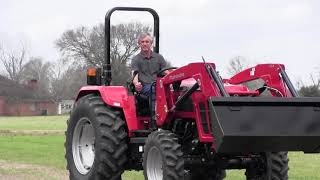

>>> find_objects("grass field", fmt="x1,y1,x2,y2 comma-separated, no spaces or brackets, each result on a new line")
0,115,320,179
0,116,66,131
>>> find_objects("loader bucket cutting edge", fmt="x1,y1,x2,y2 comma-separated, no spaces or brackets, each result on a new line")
208,97,320,153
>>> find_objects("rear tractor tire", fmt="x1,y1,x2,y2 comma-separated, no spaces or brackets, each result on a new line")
143,130,184,180
246,152,289,180
65,94,128,180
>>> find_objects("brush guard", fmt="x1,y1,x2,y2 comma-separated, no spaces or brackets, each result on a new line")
208,97,320,153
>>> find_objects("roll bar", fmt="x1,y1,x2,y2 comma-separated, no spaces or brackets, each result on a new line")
104,7,160,85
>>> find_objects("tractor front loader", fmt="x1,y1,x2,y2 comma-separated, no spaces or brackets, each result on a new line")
65,7,320,180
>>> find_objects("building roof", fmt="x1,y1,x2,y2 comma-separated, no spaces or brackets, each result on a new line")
0,75,35,98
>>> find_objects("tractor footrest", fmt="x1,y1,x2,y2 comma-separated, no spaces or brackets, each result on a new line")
132,129,152,137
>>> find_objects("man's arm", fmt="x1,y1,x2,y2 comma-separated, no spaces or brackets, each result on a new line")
132,72,139,84
131,58,142,91
132,73,142,92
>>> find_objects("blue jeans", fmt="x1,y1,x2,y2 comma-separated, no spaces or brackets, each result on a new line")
141,84,156,119
142,84,154,96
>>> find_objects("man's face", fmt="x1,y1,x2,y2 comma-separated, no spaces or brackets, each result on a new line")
139,36,152,52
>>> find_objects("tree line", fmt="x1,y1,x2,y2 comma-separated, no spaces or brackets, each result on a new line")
1,23,319,102
0,22,152,102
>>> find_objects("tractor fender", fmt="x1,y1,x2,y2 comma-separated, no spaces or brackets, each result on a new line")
76,86,128,107
76,86,139,134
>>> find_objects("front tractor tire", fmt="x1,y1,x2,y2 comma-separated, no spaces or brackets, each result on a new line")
143,130,184,180
246,152,289,180
65,94,128,180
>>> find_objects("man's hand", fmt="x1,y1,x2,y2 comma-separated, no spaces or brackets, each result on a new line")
134,82,142,92
132,73,142,92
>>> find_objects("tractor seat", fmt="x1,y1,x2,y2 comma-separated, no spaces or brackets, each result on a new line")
127,81,151,116
135,93,150,116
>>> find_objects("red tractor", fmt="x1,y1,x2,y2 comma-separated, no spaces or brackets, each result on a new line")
65,7,320,180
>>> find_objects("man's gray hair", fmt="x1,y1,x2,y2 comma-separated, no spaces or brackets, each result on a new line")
138,33,153,44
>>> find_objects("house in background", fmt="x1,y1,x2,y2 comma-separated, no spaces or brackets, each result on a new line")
0,75,56,116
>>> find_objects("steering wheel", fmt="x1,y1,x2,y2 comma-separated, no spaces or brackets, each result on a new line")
157,67,178,77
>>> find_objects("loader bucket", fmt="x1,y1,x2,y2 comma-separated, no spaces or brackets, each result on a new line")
208,97,320,153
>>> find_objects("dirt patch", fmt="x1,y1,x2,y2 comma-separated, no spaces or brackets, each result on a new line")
0,130,64,136
0,160,68,180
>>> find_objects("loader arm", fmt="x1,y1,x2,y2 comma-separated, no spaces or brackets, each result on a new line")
156,62,224,126
227,64,294,97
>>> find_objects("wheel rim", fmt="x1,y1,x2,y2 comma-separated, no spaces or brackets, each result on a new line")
147,146,163,180
72,117,95,175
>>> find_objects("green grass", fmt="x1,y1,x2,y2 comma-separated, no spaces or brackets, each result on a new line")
0,116,67,170
0,135,66,170
288,152,320,180
122,171,144,180
219,152,320,180
0,116,320,179
0,116,67,130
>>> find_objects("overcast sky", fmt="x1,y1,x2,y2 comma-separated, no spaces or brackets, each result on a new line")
1,0,319,84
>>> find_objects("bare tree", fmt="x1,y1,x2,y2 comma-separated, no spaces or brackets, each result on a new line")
55,22,151,85
226,56,249,76
21,57,53,98
51,63,86,101
0,44,27,83
50,58,71,102
297,73,320,97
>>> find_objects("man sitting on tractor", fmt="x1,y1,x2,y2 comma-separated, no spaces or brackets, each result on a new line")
131,33,167,126
131,33,167,94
